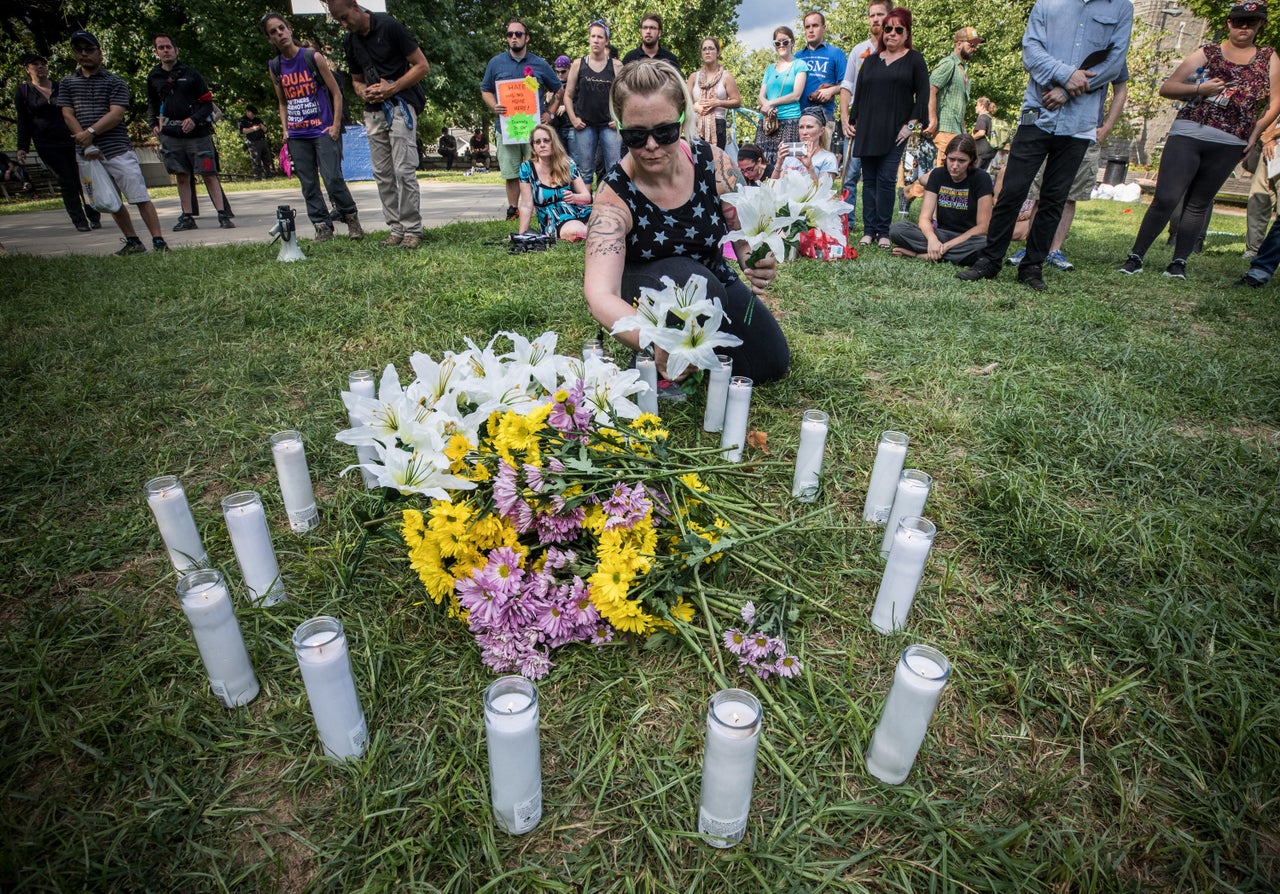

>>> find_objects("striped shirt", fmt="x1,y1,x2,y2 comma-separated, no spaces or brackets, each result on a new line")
57,68,133,159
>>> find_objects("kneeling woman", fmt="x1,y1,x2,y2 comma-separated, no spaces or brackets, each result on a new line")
889,134,992,264
518,124,592,241
583,60,789,383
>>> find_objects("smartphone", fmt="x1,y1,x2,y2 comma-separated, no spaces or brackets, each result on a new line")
786,141,808,157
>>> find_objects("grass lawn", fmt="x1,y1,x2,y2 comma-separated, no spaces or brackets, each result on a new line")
1,201,1277,892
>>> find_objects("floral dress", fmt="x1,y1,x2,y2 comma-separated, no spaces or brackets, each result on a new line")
519,160,591,235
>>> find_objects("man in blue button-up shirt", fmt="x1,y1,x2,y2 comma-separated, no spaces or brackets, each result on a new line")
958,0,1132,290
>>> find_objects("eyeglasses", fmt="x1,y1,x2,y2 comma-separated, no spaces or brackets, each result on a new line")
506,30,525,38
883,25,907,35
774,39,792,47
618,121,682,148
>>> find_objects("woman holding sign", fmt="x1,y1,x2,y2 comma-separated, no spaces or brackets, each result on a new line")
565,20,624,188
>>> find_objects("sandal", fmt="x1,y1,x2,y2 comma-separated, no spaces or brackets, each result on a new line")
878,238,892,250
859,235,873,247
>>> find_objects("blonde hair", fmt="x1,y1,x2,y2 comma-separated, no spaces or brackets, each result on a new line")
609,59,698,142
977,96,996,115
800,110,831,151
531,124,574,186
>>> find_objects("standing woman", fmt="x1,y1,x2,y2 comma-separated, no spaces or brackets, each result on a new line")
687,37,742,149
566,20,624,188
517,124,592,241
757,27,809,167
584,60,789,384
848,7,929,249
1121,0,1280,279
972,97,997,170
13,52,100,232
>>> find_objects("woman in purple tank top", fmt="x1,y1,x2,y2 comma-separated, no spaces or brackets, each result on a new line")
262,12,363,242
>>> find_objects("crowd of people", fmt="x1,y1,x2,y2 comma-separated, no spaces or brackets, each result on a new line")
8,2,1280,297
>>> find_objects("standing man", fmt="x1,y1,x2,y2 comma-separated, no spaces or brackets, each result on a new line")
957,0,1132,291
1243,120,1280,259
925,27,982,163
58,30,169,255
326,0,430,249
621,14,681,70
838,0,890,212
147,34,235,230
795,11,846,142
481,19,562,220
238,105,274,180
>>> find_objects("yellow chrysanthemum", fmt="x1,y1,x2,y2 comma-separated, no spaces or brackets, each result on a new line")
427,499,475,557
444,432,475,475
408,537,456,604
679,472,709,493
670,596,695,623
581,502,607,535
402,509,426,548
492,405,553,467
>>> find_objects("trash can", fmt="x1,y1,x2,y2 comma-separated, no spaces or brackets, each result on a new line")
1103,156,1129,186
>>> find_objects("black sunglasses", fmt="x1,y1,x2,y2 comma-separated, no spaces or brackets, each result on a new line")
618,121,682,148
774,39,792,47
884,25,907,35
506,30,526,38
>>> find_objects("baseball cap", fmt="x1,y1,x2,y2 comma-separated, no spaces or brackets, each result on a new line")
69,30,100,47
20,52,48,65
953,26,983,45
1229,1,1266,19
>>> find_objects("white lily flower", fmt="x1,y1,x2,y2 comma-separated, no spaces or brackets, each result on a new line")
655,307,743,380
721,183,796,261
582,364,645,426
344,438,477,499
500,330,561,396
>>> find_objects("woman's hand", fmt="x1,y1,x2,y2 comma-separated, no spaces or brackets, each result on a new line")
759,98,773,113
571,116,585,130
651,345,690,383
1199,77,1229,98
565,192,590,205
896,123,912,145
743,250,777,295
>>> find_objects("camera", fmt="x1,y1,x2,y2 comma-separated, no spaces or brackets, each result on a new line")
508,232,555,254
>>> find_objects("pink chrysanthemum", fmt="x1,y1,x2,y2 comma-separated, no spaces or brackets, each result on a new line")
740,602,756,625
723,628,748,656
775,653,803,678
591,624,614,645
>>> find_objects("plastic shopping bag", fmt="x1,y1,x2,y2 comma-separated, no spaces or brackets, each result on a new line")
78,155,123,214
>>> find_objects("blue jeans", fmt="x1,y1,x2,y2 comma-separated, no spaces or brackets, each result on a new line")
1246,215,1280,284
859,144,905,240
573,125,621,187
843,155,861,220
287,135,357,225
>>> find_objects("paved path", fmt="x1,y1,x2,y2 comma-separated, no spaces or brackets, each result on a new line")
0,180,508,257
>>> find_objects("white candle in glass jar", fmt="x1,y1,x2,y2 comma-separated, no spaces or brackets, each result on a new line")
871,516,936,634
791,409,830,502
144,475,208,572
866,644,951,784
582,338,604,361
221,491,286,606
863,431,909,523
702,354,733,433
719,376,753,462
294,616,368,761
270,430,319,532
347,370,380,489
698,688,762,847
176,569,259,707
880,469,932,558
484,676,542,834
636,353,659,416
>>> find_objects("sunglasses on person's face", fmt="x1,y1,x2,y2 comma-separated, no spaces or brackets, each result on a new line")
774,38,792,47
884,25,906,35
506,30,525,38
618,121,682,148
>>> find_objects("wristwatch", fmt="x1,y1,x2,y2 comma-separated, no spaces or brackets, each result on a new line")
87,126,97,136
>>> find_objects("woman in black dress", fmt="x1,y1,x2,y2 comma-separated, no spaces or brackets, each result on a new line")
582,60,789,384
848,7,929,249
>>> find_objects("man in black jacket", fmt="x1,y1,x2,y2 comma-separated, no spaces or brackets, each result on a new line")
147,34,234,230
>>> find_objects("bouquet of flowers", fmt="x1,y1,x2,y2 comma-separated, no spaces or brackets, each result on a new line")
610,274,742,380
721,169,854,266
338,332,803,681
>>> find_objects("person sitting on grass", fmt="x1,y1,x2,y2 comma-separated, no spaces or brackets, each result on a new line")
736,143,773,185
773,106,839,184
517,124,592,241
889,134,992,264
583,59,789,385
